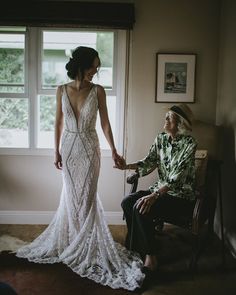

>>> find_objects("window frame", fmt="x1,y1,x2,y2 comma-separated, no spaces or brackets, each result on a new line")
0,27,127,156
0,28,28,98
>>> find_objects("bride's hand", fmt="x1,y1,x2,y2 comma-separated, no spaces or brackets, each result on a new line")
112,152,126,170
112,150,124,169
54,151,62,170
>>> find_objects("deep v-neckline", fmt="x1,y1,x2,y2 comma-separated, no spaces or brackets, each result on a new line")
65,84,94,126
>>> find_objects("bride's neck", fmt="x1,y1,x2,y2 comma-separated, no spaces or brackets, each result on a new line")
73,80,85,91
74,79,90,91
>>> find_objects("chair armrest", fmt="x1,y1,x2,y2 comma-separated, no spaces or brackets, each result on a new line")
126,167,156,194
127,172,139,184
126,171,139,194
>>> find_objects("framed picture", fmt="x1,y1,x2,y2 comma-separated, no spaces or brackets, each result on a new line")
155,53,196,103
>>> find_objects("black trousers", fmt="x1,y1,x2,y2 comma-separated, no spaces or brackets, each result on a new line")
121,190,195,256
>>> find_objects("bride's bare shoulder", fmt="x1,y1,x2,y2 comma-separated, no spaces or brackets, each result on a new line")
64,81,74,88
96,84,105,95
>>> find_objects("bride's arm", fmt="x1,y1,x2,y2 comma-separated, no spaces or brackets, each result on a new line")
97,85,121,164
54,86,64,170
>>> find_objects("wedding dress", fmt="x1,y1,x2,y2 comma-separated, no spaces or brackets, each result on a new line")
16,84,144,290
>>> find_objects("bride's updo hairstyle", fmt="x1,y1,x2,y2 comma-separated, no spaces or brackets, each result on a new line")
65,46,100,80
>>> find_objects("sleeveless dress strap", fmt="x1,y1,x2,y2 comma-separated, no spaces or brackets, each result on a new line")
62,84,66,95
57,84,66,97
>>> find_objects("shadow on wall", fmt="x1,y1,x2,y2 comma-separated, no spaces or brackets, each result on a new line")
216,125,236,256
192,120,236,256
192,120,221,229
192,119,222,160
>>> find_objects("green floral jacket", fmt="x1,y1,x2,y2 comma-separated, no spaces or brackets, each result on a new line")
136,132,197,201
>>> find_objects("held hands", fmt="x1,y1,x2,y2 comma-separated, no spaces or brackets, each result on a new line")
112,150,126,169
54,151,62,170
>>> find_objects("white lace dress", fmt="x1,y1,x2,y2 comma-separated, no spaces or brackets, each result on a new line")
16,84,145,290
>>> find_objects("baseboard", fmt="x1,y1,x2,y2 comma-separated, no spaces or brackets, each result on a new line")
0,210,125,225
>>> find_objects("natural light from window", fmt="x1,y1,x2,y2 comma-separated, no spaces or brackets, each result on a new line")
0,28,122,152
0,31,28,148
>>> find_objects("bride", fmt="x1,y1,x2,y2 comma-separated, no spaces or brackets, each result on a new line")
16,46,145,290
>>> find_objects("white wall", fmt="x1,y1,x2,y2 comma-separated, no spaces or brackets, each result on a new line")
125,0,220,191
0,155,124,212
0,0,222,225
0,154,125,224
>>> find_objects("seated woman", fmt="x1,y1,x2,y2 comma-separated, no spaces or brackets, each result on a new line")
115,104,197,273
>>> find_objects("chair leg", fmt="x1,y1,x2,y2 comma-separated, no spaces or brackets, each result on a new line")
189,234,199,272
189,227,213,272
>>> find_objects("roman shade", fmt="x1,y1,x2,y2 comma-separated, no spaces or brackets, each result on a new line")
0,1,135,29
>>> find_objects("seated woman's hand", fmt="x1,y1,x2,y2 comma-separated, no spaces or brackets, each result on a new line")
135,193,157,214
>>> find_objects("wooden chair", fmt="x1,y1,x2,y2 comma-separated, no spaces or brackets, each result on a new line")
126,149,220,271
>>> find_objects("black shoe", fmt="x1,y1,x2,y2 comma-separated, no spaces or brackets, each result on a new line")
141,266,152,274
141,266,158,274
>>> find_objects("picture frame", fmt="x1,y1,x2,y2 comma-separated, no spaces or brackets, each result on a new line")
155,53,196,103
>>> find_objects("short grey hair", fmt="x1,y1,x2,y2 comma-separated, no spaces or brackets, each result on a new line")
176,116,190,135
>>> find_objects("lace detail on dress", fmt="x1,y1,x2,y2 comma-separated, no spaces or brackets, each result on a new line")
16,84,145,290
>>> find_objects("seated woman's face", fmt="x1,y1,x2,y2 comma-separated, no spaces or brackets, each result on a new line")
164,111,179,134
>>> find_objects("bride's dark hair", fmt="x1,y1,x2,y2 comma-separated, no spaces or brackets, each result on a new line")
65,46,100,80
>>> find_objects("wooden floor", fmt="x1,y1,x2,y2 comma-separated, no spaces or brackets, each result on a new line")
1,224,236,295
0,224,127,245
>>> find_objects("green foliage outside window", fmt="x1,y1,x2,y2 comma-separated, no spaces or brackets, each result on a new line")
0,32,113,132
0,98,28,130
0,48,24,92
96,33,113,67
40,96,56,131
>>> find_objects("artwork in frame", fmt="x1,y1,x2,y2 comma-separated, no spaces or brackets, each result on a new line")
155,53,196,103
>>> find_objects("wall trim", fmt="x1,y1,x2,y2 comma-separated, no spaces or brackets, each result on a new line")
0,210,125,225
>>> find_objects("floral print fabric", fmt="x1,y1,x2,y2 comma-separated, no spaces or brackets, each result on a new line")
136,132,197,201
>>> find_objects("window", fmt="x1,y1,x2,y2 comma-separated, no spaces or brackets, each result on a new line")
0,27,126,154
0,28,28,148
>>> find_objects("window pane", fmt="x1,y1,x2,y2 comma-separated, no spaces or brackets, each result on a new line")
42,31,113,89
38,95,56,148
0,98,28,147
96,96,116,150
0,33,25,93
38,95,116,150
94,32,114,89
